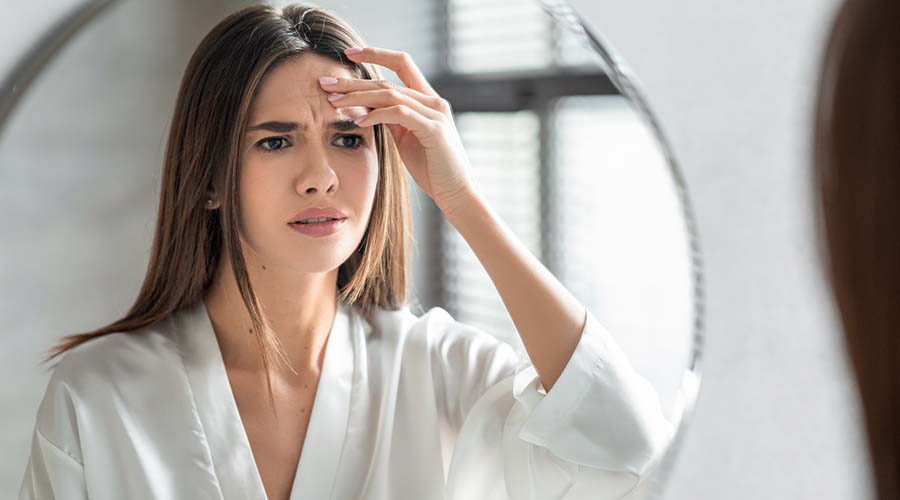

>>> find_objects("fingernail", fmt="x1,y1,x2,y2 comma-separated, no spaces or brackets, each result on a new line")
319,76,338,86
354,114,368,124
327,93,345,101
345,47,363,55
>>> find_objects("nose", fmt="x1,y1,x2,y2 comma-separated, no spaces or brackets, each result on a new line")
296,148,338,195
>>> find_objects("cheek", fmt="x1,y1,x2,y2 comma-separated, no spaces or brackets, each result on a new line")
238,160,282,224
362,148,379,187
357,159,379,206
337,162,378,227
338,148,377,186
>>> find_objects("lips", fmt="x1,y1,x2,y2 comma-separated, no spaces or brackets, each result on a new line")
288,206,348,224
289,217,341,225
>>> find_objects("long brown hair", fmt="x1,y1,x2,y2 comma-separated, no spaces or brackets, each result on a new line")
41,3,413,411
813,0,900,498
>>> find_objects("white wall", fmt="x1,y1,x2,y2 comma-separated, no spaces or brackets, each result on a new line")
566,0,876,498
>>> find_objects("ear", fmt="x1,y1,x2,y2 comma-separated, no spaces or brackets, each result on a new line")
206,188,221,210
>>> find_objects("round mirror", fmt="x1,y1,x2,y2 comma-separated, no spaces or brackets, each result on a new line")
1,0,702,498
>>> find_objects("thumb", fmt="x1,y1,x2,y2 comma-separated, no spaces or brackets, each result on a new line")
387,123,408,144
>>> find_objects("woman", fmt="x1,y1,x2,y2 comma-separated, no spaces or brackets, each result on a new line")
813,0,900,499
18,4,673,499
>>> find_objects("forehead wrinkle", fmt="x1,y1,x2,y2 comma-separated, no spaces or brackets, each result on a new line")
249,54,363,128
251,87,365,128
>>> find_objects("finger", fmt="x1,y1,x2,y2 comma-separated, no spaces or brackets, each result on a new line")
355,105,443,146
321,77,452,115
328,88,445,121
343,46,438,97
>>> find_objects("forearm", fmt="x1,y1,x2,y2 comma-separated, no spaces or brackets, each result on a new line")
443,191,587,392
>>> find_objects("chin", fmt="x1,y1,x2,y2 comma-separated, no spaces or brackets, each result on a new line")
278,247,354,274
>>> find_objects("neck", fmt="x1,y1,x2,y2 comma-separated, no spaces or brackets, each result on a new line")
202,247,339,375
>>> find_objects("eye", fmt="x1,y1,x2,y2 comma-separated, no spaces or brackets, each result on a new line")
255,137,289,153
334,134,365,150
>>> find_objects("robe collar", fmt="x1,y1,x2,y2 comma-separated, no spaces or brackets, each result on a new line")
174,296,361,500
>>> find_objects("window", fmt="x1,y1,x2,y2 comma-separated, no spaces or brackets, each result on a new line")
424,0,623,349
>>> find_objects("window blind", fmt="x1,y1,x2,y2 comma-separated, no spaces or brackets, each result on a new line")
447,0,553,74
440,111,541,346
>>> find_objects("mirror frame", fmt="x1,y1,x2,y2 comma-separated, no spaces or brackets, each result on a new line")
538,0,705,494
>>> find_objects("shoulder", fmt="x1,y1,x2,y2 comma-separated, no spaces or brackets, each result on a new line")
365,302,460,341
49,317,181,393
34,317,182,456
366,303,517,360
41,317,186,427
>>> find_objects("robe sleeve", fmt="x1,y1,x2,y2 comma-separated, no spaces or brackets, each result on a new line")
505,307,676,498
18,428,89,500
426,307,526,432
429,306,676,500
18,362,90,500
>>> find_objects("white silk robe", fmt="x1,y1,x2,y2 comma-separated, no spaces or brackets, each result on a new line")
19,297,675,499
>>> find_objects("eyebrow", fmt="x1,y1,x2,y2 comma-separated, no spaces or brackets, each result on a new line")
246,119,361,133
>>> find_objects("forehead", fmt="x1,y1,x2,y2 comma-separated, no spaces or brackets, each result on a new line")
249,52,363,120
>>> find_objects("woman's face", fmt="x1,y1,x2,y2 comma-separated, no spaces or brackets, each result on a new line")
238,52,378,273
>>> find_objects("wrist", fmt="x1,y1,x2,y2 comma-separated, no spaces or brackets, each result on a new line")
437,184,480,222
